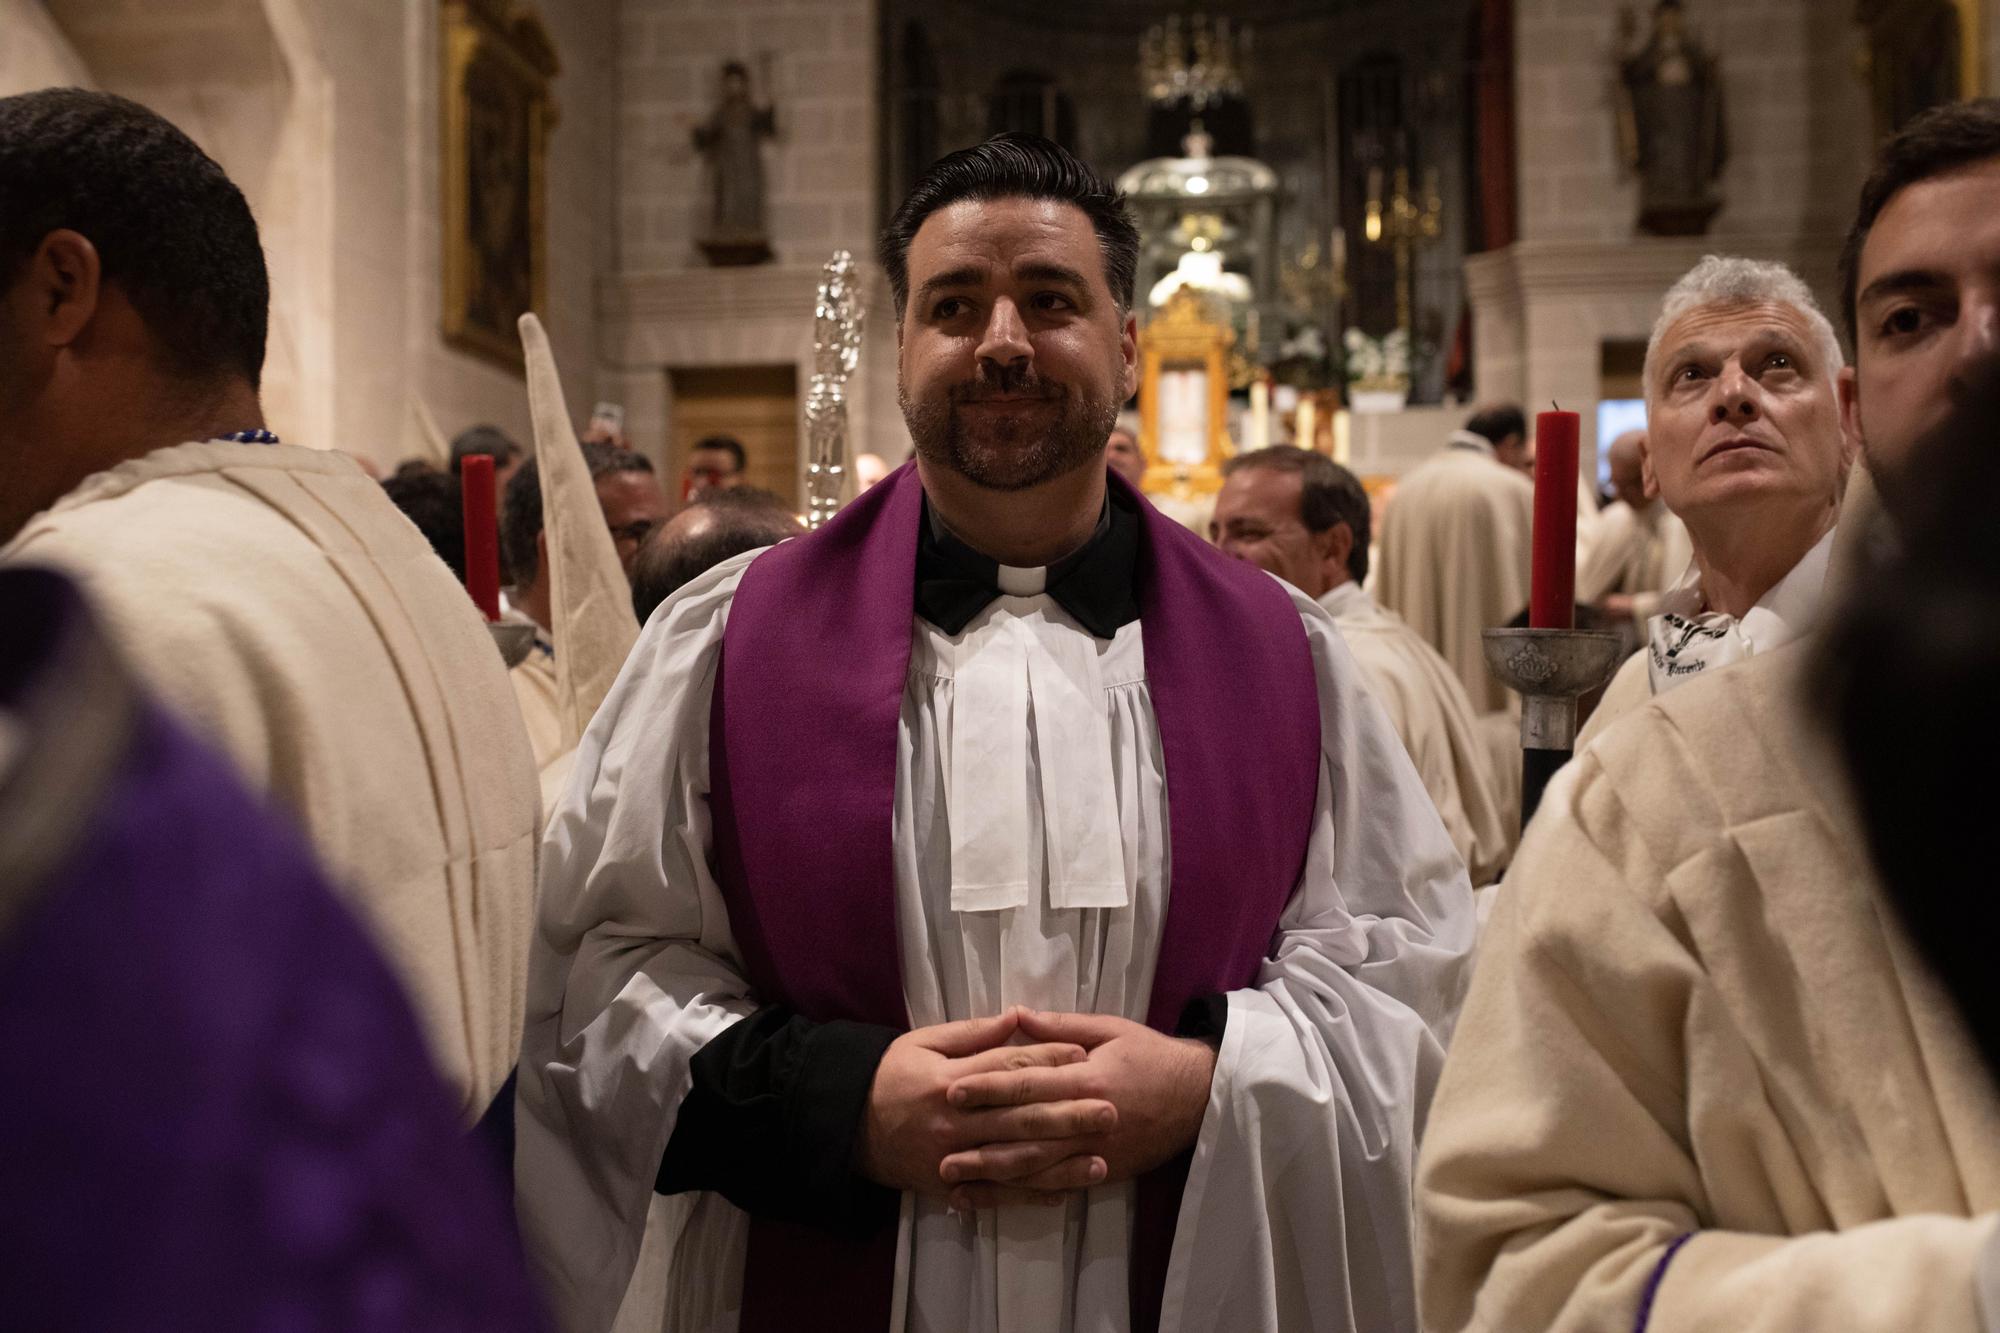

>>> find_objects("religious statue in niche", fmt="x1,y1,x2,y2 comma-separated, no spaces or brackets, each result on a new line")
694,58,777,266
1856,0,1972,138
1615,0,1727,236
441,0,559,372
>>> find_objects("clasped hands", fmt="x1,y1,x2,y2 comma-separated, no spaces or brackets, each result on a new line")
856,1006,1217,1212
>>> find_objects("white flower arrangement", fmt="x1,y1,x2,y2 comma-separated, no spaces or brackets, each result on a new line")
1342,327,1411,390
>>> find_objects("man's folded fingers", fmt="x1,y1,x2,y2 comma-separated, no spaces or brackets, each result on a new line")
958,1096,1116,1143
947,1062,1095,1109
950,1041,1086,1078
937,1137,1082,1185
946,1156,1106,1212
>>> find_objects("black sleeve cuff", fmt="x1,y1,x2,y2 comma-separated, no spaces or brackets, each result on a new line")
656,1005,900,1232
1175,993,1229,1049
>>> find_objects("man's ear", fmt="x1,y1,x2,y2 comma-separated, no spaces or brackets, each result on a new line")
1836,364,1864,468
1321,521,1354,581
25,230,102,349
1119,312,1139,401
1639,432,1660,500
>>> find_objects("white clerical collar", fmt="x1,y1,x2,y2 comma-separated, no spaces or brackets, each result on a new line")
1447,429,1496,458
1316,581,1371,620
1650,525,1837,693
996,563,1046,595
1662,526,1834,652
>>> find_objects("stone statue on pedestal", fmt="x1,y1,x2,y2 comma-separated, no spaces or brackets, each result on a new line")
1615,0,1727,236
693,58,776,266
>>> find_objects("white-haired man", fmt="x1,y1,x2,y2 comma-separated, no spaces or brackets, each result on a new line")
1419,103,2000,1333
1577,255,1853,745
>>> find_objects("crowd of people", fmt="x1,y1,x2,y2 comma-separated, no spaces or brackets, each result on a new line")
5,81,2000,1333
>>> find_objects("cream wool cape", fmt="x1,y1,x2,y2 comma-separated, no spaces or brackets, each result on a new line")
1416,641,2000,1332
1319,582,1512,883
1374,442,1534,715
1575,498,1692,622
3,440,541,1117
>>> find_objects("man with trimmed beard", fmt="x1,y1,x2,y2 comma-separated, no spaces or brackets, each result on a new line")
1418,100,2000,1333
516,133,1474,1333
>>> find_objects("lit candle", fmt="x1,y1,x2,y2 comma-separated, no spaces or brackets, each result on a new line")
1529,408,1580,629
1296,396,1316,452
460,453,502,621
1250,377,1271,451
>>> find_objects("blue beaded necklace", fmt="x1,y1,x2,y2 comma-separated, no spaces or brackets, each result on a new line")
211,428,281,445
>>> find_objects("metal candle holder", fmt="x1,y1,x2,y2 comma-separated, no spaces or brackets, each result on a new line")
1481,627,1627,829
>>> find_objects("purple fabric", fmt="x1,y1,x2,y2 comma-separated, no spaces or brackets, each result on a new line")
0,575,544,1331
709,462,1322,1332
1635,1232,1696,1333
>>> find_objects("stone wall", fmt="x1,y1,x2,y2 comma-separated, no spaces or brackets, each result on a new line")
609,0,907,475
617,0,877,269
7,0,617,469
325,0,618,466
1514,0,1871,247
1474,0,1880,465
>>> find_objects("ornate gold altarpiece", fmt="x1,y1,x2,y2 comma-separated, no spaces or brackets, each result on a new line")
1138,289,1236,497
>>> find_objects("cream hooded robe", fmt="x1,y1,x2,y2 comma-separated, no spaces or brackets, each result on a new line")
1416,640,2000,1332
1318,581,1512,883
2,440,541,1117
1374,436,1534,715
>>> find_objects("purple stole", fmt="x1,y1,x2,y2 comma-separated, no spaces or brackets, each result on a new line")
708,462,1321,1331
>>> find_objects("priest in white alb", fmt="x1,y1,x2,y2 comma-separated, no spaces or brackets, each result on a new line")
0,89,539,1121
1212,446,1512,885
515,133,1476,1333
1575,427,1693,625
1374,404,1535,715
1576,255,1852,747
1417,100,2000,1333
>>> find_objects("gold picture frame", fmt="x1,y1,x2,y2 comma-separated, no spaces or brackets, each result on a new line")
441,0,559,372
1138,289,1236,497
1956,0,1983,99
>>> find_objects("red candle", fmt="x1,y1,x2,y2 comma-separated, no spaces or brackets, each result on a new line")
1529,409,1580,629
460,453,502,621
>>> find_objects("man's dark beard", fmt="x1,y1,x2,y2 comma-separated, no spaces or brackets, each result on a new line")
901,360,1120,493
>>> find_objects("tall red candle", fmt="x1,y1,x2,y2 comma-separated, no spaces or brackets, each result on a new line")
1529,408,1580,629
460,453,502,621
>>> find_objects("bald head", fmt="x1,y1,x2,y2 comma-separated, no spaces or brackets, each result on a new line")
1607,429,1650,509
630,487,802,622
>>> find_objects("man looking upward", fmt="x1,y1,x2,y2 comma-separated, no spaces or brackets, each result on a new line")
517,133,1474,1333
1418,100,2000,1333
1578,255,1851,743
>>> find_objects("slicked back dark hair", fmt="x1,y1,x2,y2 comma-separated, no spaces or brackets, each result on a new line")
1223,445,1374,585
502,441,655,585
450,424,523,474
879,132,1139,317
1464,404,1527,448
1840,99,2000,354
0,88,268,388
